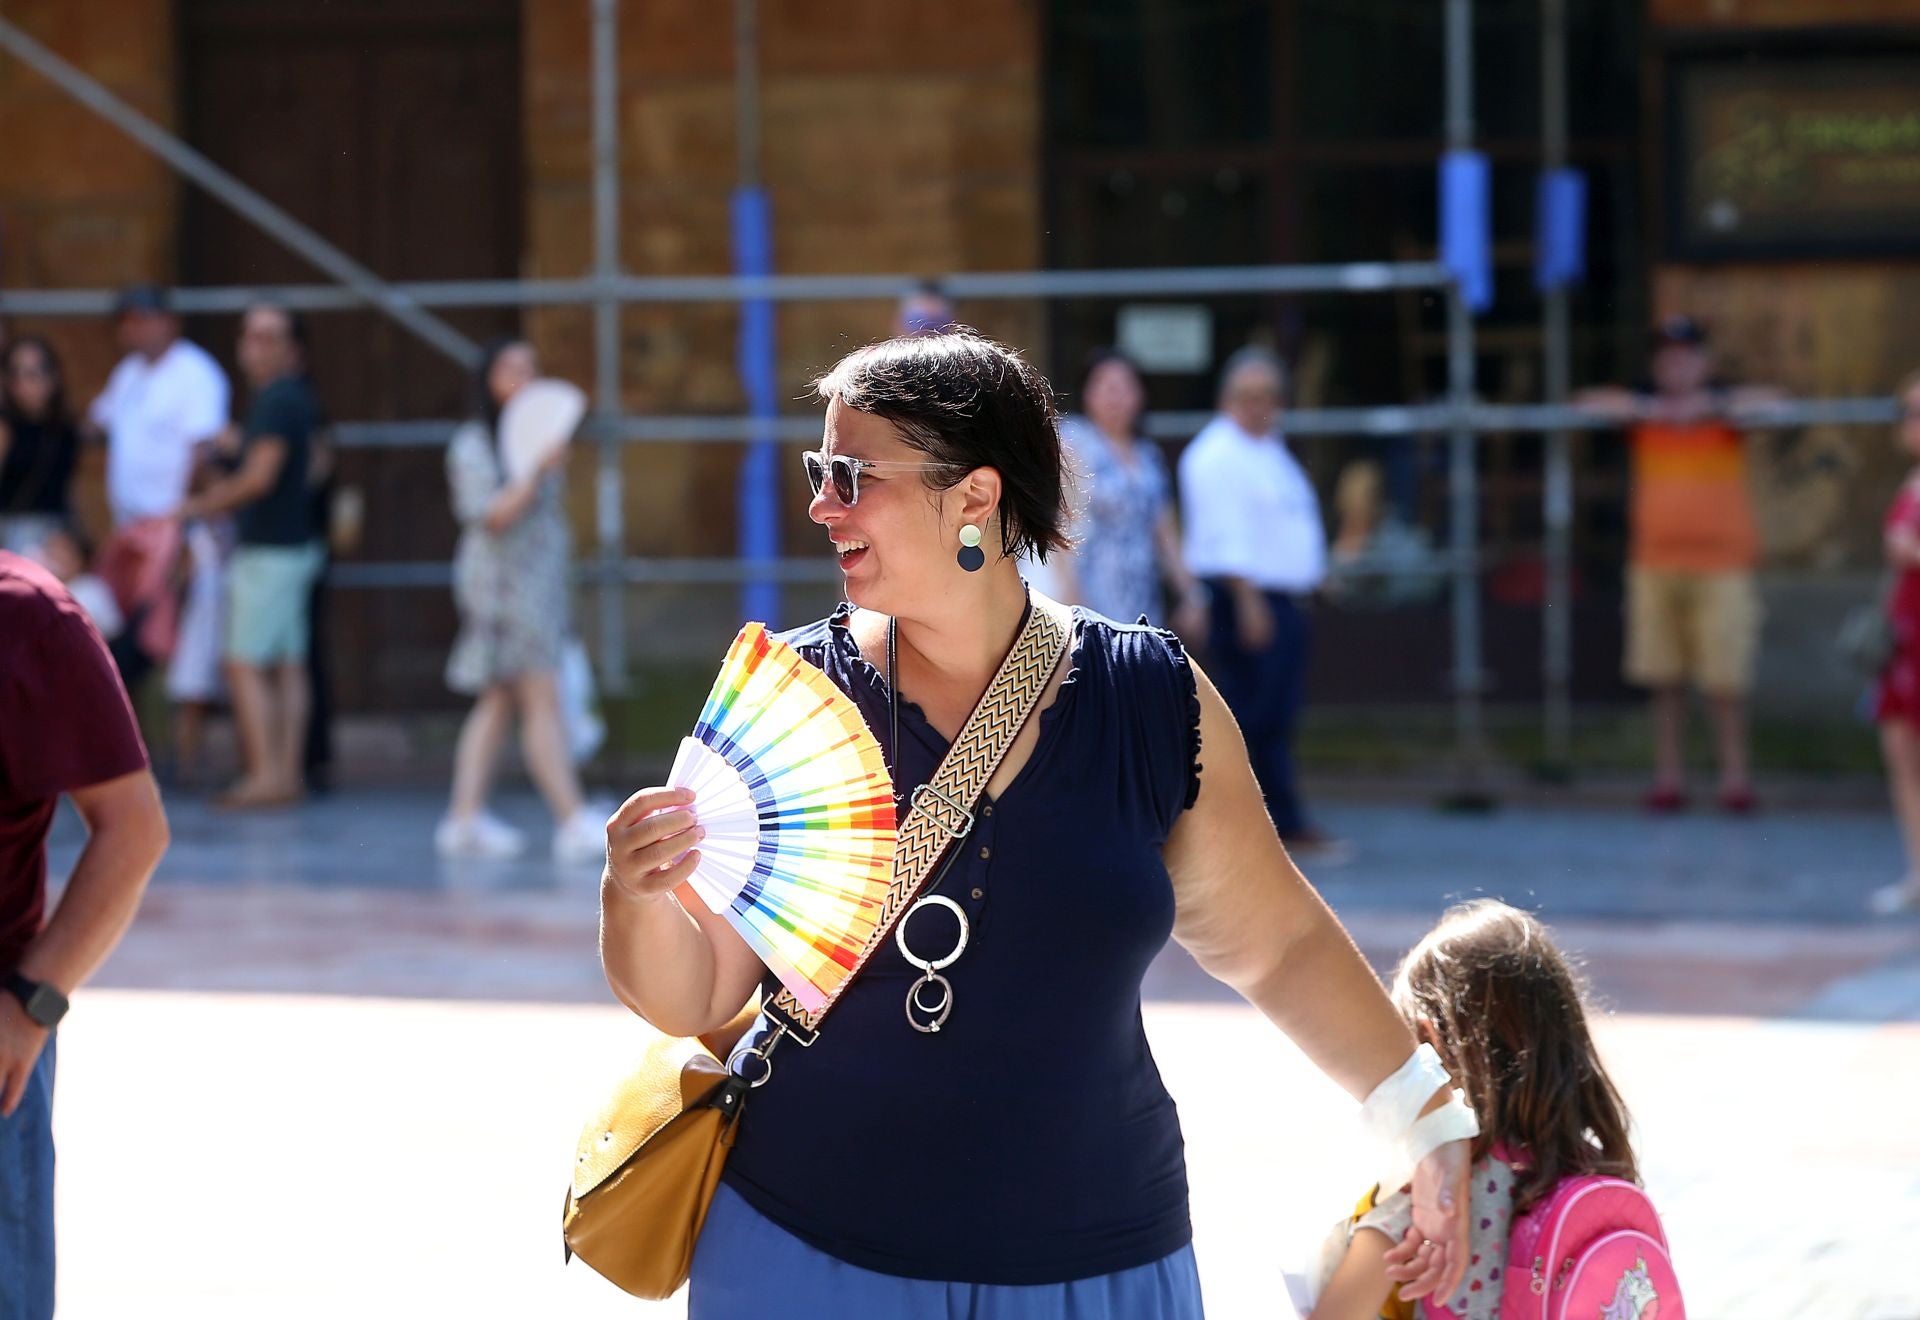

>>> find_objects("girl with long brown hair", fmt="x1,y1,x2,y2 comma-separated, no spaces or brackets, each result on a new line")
1308,900,1642,1319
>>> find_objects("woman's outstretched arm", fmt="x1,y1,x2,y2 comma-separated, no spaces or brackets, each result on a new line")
1162,663,1468,1301
1164,666,1410,1094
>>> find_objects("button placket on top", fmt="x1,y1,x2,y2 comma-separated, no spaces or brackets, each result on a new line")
964,802,996,905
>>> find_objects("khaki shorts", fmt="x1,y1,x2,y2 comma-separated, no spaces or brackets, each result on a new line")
1624,567,1763,695
226,542,324,666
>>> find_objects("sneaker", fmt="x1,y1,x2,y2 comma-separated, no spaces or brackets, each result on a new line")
1869,880,1920,916
1718,785,1758,815
552,808,608,865
1643,786,1688,814
435,812,527,860
472,811,528,853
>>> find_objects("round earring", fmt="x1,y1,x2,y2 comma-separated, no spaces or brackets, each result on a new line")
957,523,985,573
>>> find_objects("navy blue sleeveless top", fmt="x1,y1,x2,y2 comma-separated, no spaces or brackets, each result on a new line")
721,603,1203,1285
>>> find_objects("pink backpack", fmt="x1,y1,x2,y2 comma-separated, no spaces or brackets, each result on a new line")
1496,1175,1683,1320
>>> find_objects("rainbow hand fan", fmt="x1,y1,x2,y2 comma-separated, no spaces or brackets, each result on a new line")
667,623,897,1013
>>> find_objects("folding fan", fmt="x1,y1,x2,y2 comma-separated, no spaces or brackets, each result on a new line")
667,623,897,1012
499,377,587,481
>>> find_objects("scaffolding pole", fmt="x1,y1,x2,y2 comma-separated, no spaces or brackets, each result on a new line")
734,0,782,626
591,0,628,691
1541,0,1575,774
325,395,1897,451
0,16,477,367
1444,0,1492,806
0,262,1457,317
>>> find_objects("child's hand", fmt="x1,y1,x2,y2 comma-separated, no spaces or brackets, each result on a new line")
1384,1138,1471,1302
1381,1227,1439,1299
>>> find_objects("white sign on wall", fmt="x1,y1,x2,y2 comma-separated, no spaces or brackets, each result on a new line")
1115,303,1213,374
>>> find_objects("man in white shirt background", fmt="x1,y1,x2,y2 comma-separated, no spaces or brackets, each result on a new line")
1179,346,1342,858
87,285,233,782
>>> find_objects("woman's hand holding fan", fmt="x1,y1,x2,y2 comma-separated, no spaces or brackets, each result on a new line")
604,786,706,899
639,623,898,1015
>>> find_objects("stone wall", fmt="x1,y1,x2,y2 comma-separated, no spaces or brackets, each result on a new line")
0,0,179,530
522,0,1044,563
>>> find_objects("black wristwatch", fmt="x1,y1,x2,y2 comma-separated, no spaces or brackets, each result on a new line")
4,974,69,1029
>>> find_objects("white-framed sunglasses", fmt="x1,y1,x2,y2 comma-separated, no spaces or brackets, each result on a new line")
801,451,947,506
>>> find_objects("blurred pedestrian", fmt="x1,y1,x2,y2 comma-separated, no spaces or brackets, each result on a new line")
88,285,231,532
1052,349,1206,634
1871,370,1920,916
438,338,602,863
0,337,82,553
25,523,122,641
174,302,323,808
1,550,169,1320
1326,459,1443,609
1179,346,1342,857
86,284,232,768
1576,315,1786,814
893,280,956,338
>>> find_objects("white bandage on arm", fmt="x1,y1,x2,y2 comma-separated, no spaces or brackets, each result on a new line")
1360,1043,1480,1192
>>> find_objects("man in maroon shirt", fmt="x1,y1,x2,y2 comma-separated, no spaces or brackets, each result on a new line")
1,550,169,1319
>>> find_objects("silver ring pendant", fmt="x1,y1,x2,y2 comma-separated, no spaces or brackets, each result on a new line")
895,894,969,971
897,896,968,1032
906,973,954,1033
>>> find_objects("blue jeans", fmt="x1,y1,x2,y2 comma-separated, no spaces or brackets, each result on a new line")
1207,585,1313,837
0,1035,54,1320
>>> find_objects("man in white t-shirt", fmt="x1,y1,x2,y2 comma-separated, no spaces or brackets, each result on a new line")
88,286,233,780
90,286,231,528
1179,346,1342,858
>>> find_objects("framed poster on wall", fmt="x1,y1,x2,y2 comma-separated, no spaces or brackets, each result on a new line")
1665,40,1920,260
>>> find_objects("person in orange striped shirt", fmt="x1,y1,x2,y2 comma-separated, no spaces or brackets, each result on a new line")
1577,316,1786,815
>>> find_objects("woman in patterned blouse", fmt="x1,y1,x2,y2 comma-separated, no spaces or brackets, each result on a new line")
1053,350,1207,636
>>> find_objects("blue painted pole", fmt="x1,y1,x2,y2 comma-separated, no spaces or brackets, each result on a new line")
733,185,781,627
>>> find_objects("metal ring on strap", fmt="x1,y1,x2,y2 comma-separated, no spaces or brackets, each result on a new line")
909,782,974,839
894,894,970,972
727,1021,786,1088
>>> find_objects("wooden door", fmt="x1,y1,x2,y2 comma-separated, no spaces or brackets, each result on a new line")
179,0,523,710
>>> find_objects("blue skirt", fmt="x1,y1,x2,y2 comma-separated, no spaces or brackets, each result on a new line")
688,1184,1206,1319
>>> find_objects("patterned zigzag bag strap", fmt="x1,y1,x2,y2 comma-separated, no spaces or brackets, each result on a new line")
761,592,1074,1044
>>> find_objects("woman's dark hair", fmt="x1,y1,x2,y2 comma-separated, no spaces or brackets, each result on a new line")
471,336,531,434
813,330,1069,562
1391,900,1639,1213
1,335,72,427
1076,347,1144,406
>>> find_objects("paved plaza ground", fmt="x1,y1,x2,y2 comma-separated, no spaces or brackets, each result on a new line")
43,789,1920,1318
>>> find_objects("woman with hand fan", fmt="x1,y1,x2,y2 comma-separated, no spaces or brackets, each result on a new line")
438,338,602,864
599,332,1475,1317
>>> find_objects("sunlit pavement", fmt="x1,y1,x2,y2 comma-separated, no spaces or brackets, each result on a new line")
46,790,1920,1319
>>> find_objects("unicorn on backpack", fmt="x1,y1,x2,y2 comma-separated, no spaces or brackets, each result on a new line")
1599,1258,1661,1320
1302,900,1684,1320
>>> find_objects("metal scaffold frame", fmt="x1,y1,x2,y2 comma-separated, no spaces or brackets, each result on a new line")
0,3,1903,787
